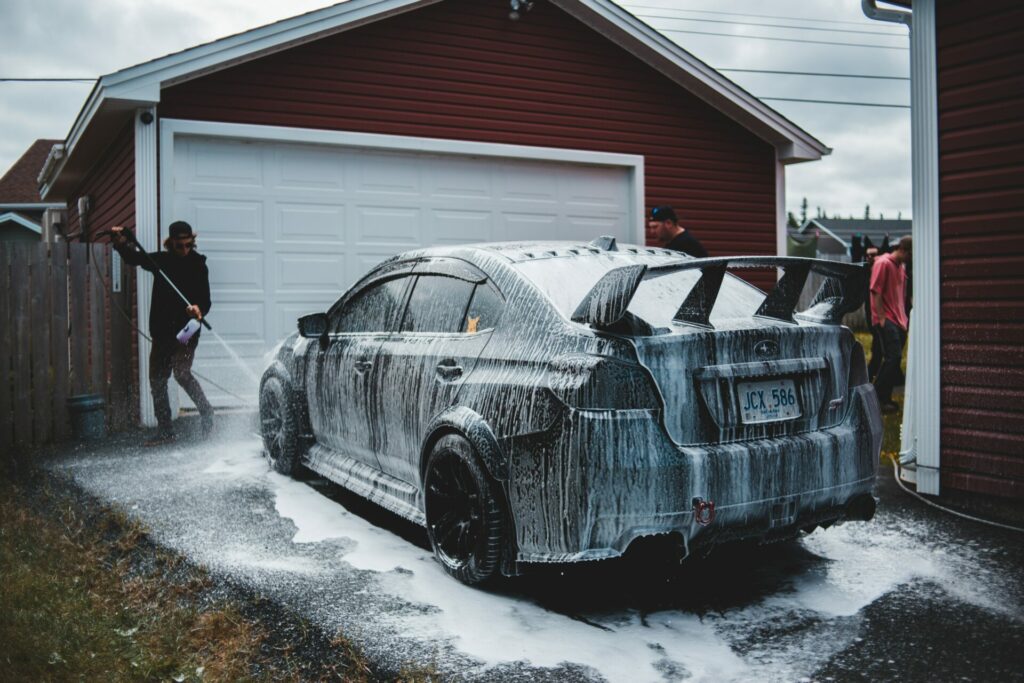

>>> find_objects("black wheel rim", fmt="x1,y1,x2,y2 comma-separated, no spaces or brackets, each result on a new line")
426,450,485,567
261,390,285,462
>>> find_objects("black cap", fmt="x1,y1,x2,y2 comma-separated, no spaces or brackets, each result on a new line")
168,221,194,239
650,206,677,222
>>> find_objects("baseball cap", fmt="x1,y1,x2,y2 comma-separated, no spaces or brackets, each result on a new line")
650,206,677,222
168,221,195,239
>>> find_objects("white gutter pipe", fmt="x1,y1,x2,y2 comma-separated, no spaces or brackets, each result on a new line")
862,0,942,495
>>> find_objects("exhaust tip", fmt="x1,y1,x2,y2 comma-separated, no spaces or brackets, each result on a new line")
845,494,877,522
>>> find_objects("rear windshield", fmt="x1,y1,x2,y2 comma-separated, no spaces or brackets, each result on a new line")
514,254,765,327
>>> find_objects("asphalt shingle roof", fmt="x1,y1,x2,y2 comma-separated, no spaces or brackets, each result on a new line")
0,139,60,204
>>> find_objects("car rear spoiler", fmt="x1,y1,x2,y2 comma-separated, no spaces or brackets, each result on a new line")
571,256,868,331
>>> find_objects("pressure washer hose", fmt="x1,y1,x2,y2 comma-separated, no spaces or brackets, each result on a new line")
88,241,257,408
891,458,1024,533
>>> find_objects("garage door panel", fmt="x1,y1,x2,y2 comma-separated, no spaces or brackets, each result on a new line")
426,160,493,198
276,203,346,243
187,140,263,188
192,200,263,239
205,252,264,292
354,206,422,243
356,152,420,194
430,209,493,244
171,134,634,408
276,253,348,292
499,212,559,241
276,147,346,191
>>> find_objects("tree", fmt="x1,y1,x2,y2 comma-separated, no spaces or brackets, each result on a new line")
864,204,871,220
787,212,799,228
800,197,808,224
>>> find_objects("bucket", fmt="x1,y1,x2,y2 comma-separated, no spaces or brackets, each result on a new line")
66,394,107,440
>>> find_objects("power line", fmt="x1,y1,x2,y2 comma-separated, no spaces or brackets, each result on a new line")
0,78,94,82
657,27,909,50
759,96,910,109
620,3,907,31
634,12,908,38
720,68,909,81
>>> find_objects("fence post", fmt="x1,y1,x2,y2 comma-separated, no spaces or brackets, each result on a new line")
30,243,53,444
0,245,12,451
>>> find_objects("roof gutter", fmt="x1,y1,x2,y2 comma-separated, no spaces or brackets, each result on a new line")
861,0,912,27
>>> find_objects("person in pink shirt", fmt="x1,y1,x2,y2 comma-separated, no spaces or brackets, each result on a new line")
870,235,912,413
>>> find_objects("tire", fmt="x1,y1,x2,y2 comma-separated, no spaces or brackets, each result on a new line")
423,434,505,585
259,376,301,475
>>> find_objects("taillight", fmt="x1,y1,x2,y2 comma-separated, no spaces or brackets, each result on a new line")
546,354,661,410
848,341,869,387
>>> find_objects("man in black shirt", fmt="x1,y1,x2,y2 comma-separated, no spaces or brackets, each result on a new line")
649,205,708,257
111,221,214,445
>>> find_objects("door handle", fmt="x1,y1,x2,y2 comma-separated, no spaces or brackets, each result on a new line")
436,360,463,380
355,359,373,373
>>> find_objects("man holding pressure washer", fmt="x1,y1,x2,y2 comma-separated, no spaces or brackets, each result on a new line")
111,221,214,445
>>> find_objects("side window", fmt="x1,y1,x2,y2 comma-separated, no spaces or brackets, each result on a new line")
331,277,410,333
464,282,504,333
400,276,476,334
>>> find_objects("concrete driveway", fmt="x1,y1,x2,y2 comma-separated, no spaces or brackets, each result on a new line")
45,417,1024,682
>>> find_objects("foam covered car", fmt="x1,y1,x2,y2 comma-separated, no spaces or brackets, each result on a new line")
259,238,882,584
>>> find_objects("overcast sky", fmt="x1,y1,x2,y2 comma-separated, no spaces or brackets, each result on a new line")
0,0,911,219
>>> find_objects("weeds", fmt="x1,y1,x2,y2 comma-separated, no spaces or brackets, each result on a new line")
0,476,378,682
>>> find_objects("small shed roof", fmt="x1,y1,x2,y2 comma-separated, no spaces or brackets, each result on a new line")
41,0,829,199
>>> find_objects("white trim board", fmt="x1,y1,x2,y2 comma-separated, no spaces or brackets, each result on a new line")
0,212,42,233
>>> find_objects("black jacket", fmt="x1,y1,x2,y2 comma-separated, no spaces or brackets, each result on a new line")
115,243,212,341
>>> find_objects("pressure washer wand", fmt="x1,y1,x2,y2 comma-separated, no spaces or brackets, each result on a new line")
115,229,213,331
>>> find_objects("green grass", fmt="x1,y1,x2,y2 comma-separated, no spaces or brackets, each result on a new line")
0,478,377,683
854,330,905,462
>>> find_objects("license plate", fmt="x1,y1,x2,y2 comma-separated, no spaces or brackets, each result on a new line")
737,379,801,424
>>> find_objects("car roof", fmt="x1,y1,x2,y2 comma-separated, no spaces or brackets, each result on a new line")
398,240,685,265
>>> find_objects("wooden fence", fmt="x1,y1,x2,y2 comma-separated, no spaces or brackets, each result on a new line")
1,241,135,453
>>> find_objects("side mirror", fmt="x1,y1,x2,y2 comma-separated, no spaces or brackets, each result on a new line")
298,313,328,338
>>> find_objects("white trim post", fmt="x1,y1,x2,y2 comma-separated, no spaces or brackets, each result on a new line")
135,107,159,426
775,152,786,257
907,0,941,494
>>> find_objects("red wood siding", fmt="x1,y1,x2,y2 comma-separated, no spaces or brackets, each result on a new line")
67,122,135,239
159,0,777,284
937,0,1024,500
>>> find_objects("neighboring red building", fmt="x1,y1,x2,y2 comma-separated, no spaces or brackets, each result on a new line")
0,139,63,241
865,0,1023,509
39,0,826,421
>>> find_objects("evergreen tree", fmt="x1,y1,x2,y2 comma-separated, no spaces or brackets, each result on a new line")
800,197,808,224
864,204,871,219
787,212,799,228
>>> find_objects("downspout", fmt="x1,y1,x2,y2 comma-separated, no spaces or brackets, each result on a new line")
862,0,942,495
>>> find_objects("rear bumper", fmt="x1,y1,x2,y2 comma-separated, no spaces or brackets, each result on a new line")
504,384,882,564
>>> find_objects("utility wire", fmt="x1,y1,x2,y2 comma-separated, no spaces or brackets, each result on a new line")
0,78,95,82
634,12,908,38
720,68,909,81
658,27,909,50
760,96,910,109
620,3,908,31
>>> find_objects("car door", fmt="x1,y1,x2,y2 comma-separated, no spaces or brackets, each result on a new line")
371,259,504,484
307,269,413,469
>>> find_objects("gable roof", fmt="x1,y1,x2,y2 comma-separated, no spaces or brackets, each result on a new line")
41,0,829,199
798,217,912,250
0,211,43,234
0,139,62,204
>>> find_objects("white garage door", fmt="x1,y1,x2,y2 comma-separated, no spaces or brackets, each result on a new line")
168,134,635,407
